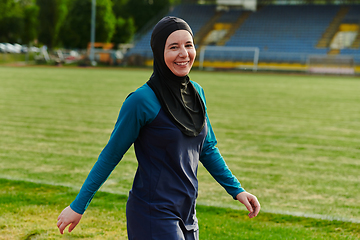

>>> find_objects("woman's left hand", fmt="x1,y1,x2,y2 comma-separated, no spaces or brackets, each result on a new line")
236,192,261,218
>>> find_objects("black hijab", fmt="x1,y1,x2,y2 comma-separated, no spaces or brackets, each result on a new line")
147,16,205,137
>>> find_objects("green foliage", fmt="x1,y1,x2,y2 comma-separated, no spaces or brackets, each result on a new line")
112,0,130,17
61,0,116,49
112,0,176,31
0,0,24,43
112,17,136,45
0,0,40,44
96,0,117,43
36,0,68,48
0,0,176,47
22,4,39,44
125,0,172,31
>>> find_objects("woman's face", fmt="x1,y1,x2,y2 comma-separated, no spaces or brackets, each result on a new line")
164,30,196,77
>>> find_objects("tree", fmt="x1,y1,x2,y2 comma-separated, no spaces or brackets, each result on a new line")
112,0,178,33
112,0,129,17
22,4,39,44
111,17,135,46
110,0,135,47
0,0,24,43
125,0,174,31
61,0,116,49
36,0,68,49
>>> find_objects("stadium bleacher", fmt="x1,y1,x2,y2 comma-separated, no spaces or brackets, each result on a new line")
171,4,217,36
226,5,340,62
340,5,360,60
126,4,360,68
216,8,242,23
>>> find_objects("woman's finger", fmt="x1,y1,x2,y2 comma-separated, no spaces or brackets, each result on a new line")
68,221,78,233
248,197,260,218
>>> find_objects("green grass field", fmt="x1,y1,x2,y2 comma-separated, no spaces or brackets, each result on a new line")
0,53,31,65
0,66,359,239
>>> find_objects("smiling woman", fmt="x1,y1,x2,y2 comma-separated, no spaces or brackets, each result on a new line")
57,16,260,240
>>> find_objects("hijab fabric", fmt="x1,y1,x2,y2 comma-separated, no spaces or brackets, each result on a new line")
147,16,205,137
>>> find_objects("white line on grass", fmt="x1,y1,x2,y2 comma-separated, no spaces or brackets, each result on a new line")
2,175,360,224
196,201,360,224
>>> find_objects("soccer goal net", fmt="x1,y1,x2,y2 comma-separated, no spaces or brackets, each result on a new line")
198,46,260,71
307,55,355,75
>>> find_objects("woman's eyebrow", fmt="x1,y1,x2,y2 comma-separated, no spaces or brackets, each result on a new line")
167,42,178,47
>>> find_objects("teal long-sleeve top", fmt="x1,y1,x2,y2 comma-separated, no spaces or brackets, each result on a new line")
70,81,245,220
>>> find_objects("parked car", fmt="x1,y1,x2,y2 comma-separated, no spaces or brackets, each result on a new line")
21,45,28,53
13,43,22,53
0,43,6,52
0,43,40,53
4,43,20,53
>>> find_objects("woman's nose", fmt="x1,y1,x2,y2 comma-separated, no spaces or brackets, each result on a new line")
178,46,188,57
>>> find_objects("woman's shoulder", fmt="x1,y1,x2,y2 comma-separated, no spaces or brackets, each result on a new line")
126,83,158,104
123,83,161,116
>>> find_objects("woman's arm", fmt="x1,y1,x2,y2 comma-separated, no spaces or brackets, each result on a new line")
57,84,160,233
200,114,245,198
194,81,260,217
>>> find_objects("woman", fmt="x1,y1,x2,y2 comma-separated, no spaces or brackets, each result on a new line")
57,16,260,239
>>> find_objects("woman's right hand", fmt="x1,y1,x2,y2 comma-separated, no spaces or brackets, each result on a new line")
57,206,83,234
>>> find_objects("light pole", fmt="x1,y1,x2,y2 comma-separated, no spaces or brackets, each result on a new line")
90,0,96,65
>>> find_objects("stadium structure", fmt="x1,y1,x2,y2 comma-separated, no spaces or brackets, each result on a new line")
125,0,360,74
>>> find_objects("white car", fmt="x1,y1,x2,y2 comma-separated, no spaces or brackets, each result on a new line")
13,43,23,53
0,43,6,52
4,43,20,53
21,45,28,53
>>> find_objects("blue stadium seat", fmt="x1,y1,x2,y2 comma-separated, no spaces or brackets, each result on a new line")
127,4,217,60
225,5,340,62
127,4,360,64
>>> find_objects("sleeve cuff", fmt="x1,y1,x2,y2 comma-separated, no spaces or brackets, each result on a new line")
232,188,246,200
70,202,85,215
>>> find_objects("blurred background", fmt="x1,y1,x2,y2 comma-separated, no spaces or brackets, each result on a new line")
0,0,359,74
